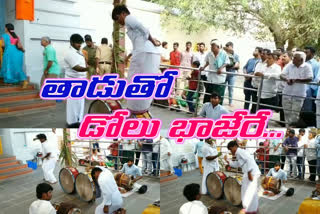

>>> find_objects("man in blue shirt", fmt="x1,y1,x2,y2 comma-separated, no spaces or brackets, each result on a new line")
199,92,229,120
243,47,262,111
121,158,143,182
282,129,299,177
303,46,319,112
194,139,204,174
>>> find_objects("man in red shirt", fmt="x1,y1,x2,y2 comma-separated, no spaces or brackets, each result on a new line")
186,61,200,113
170,42,181,66
108,139,119,170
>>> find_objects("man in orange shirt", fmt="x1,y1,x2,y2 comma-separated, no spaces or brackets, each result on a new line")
170,42,181,66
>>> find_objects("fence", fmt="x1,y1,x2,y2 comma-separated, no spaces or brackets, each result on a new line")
156,64,320,127
70,139,160,177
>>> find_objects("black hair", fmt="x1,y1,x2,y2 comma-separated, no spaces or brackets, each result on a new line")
289,129,295,135
101,38,108,45
186,41,192,45
5,23,18,39
199,42,205,47
91,167,102,181
162,41,168,47
183,183,200,201
210,92,221,100
173,42,179,47
70,34,84,44
305,46,316,54
283,51,293,59
127,158,134,163
299,128,305,133
259,142,264,146
256,47,263,54
84,34,92,42
36,134,47,141
274,162,281,167
227,140,238,150
226,42,233,47
36,183,53,199
112,5,130,21
263,49,271,54
192,60,200,68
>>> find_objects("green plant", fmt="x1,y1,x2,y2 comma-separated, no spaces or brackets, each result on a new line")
59,129,78,167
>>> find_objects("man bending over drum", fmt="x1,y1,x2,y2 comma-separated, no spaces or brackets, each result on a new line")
224,141,261,214
179,183,208,214
91,167,125,214
263,162,290,196
29,183,56,214
112,5,161,115
120,158,143,182
201,139,222,195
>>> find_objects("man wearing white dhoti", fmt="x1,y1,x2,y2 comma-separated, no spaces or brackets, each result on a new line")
91,167,124,214
112,5,161,113
34,134,57,184
224,140,261,214
201,139,221,195
160,136,174,175
64,34,88,128
29,183,56,214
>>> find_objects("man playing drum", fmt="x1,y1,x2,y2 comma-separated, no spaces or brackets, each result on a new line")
224,141,261,214
264,162,288,195
201,139,222,195
120,158,143,182
29,183,56,214
91,167,124,214
112,5,161,115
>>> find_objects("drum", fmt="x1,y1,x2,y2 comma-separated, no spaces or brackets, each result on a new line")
59,167,79,194
261,176,281,194
75,172,96,202
223,176,242,206
88,100,122,114
114,172,134,191
206,171,227,199
129,111,152,119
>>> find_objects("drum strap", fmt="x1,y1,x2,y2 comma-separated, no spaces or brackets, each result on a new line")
267,177,272,188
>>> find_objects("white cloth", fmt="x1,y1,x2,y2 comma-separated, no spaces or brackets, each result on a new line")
95,167,123,214
229,148,261,177
305,138,317,161
254,63,282,99
29,200,56,214
160,138,173,161
282,63,313,98
201,143,219,194
42,141,57,183
127,52,160,112
297,136,307,157
125,15,160,55
161,47,170,61
179,201,208,214
241,175,260,213
204,51,229,83
64,46,87,124
252,61,266,89
193,51,207,67
282,95,304,125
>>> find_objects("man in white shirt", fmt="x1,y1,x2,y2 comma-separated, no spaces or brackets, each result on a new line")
29,183,56,214
64,34,88,128
224,140,261,214
201,139,221,194
254,52,281,110
304,130,317,181
34,134,57,184
91,167,124,214
179,41,194,91
160,136,174,175
280,51,313,126
112,5,161,114
179,183,208,214
160,41,170,66
296,128,307,179
200,40,230,104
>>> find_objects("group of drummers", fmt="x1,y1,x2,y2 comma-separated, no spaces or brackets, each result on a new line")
180,139,296,214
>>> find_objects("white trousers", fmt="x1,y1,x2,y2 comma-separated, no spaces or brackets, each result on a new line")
42,158,57,183
160,155,174,173
282,95,304,125
66,98,85,125
142,152,153,173
201,165,217,194
127,52,160,112
95,191,123,214
316,102,320,128
242,175,259,213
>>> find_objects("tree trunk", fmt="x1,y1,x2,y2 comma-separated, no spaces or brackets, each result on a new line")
273,33,286,50
287,38,295,51
112,0,126,78
62,128,72,167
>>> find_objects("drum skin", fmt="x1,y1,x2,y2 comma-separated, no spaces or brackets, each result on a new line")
88,100,122,114
75,173,96,202
59,167,79,194
206,171,227,199
224,176,242,206
114,172,134,191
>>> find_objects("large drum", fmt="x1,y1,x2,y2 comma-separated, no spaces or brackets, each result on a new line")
129,111,152,119
206,171,227,199
261,176,281,194
223,176,242,206
88,100,122,114
114,172,134,191
75,172,97,202
59,167,79,194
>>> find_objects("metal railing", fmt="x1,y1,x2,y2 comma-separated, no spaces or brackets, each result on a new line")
70,139,160,177
156,64,320,127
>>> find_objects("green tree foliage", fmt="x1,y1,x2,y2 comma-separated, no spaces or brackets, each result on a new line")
147,0,320,50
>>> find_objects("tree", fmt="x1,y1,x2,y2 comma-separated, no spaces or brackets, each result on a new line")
147,0,320,50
